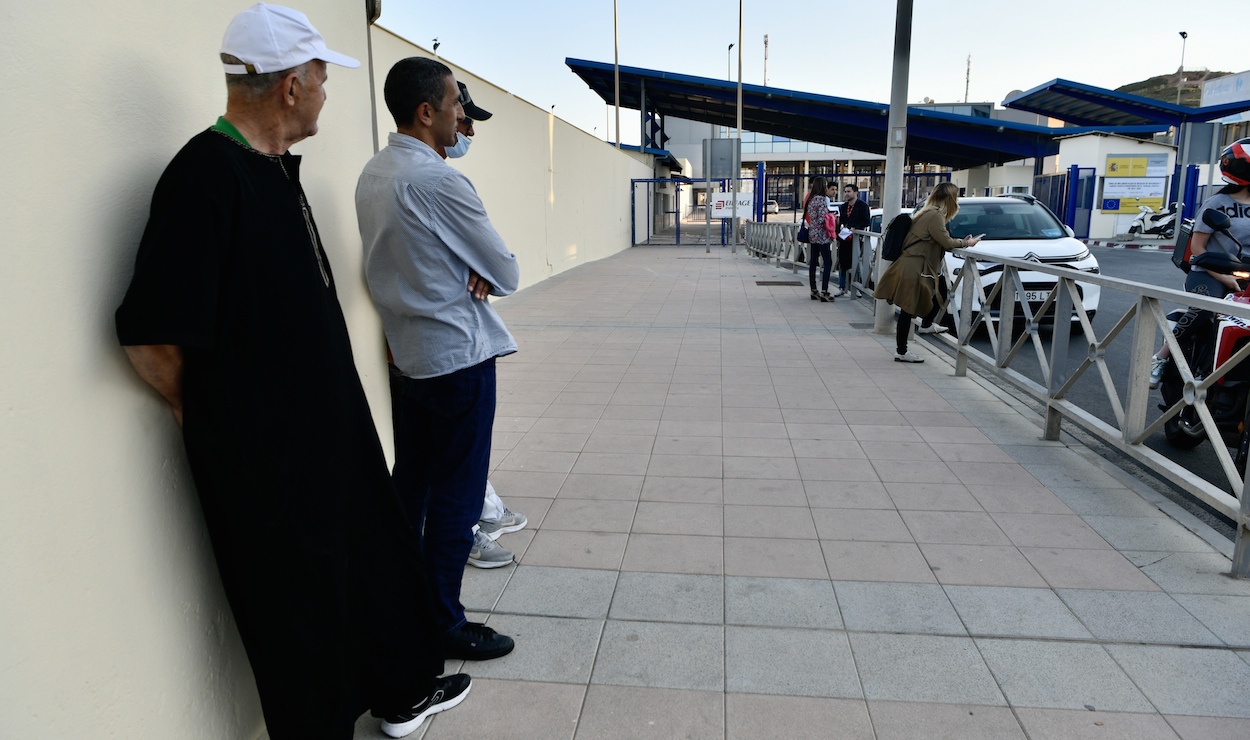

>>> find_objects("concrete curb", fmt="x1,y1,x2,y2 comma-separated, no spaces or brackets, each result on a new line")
1082,238,1172,251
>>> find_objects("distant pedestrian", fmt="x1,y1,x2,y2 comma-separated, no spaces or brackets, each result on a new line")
875,182,982,362
835,183,871,297
804,176,837,301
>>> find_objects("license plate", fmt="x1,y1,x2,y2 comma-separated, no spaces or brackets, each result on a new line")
1022,290,1047,303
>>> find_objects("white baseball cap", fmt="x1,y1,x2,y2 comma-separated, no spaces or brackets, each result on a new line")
221,3,360,75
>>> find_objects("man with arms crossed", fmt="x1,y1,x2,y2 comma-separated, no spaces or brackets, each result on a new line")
115,5,467,738
356,57,520,660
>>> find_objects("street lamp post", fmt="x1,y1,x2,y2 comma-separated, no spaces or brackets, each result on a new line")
1176,31,1188,105
727,43,734,82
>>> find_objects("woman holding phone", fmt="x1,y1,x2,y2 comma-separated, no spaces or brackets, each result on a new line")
875,182,982,362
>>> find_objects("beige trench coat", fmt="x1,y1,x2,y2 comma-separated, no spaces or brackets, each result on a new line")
874,205,965,316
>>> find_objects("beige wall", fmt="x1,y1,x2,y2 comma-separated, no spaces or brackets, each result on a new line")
370,28,653,283
1,5,648,740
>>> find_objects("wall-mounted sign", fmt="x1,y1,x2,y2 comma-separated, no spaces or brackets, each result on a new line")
1101,153,1169,213
710,192,754,218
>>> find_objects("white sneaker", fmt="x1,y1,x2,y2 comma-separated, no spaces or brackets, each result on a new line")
1149,355,1168,389
916,323,947,335
893,351,924,363
831,288,846,297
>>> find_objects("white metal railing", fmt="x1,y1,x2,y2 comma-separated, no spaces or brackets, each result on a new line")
744,221,1250,577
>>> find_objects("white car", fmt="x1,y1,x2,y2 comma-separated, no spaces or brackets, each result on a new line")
942,196,1100,325
765,199,780,214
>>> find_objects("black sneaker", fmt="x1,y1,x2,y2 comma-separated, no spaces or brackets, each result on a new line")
380,673,471,738
442,621,515,661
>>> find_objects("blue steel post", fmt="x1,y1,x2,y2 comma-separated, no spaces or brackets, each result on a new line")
675,183,681,245
1065,164,1080,229
1182,165,1200,220
756,162,765,221
630,181,636,246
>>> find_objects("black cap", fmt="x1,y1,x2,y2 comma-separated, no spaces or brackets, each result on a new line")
457,81,492,121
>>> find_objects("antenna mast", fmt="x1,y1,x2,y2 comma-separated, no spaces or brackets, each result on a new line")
764,34,769,86
964,54,971,103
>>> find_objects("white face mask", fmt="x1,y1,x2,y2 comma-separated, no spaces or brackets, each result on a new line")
446,132,472,158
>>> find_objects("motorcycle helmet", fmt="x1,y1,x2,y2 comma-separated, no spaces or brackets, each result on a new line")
1219,138,1250,187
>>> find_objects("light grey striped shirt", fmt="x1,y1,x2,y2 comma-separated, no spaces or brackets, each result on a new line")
356,133,518,379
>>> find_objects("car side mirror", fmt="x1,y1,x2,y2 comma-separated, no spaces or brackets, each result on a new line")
1064,225,1075,237
1203,209,1233,233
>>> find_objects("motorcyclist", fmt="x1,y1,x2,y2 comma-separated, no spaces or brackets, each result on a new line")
1149,138,1250,388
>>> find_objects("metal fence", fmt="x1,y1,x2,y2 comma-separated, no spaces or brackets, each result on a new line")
745,220,1250,577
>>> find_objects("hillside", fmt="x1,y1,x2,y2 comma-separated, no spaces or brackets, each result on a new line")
1116,69,1233,108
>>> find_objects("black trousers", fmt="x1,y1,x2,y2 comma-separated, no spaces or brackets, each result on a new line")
808,242,833,292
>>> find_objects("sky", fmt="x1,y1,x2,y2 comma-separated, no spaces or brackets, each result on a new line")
377,1,1246,145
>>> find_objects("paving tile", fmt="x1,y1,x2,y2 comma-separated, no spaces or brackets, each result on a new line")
1105,645,1250,717
811,508,913,542
901,511,1011,546
514,431,590,452
989,512,1110,549
726,626,861,699
920,544,1047,587
593,418,660,436
1012,708,1179,740
868,701,1025,740
929,443,1017,464
631,501,723,536
1024,461,1123,490
724,455,800,480
1049,486,1165,517
824,541,937,583
835,581,965,635
541,499,637,533
1126,551,1250,596
495,448,580,474
976,638,1153,712
944,585,1091,639
965,484,1075,514
796,457,880,482
723,478,808,507
556,473,644,501
651,435,721,456
1021,548,1161,591
656,420,722,437
494,566,617,619
468,614,602,683
872,459,959,484
723,504,816,539
417,678,584,740
1083,516,1216,553
724,576,842,629
1058,590,1221,645
570,452,651,477
459,560,513,612
599,403,665,420
520,530,627,570
639,476,722,504
726,695,873,740
661,405,722,422
885,482,983,511
574,685,723,740
609,572,723,624
790,438,866,459
914,426,994,445
581,433,655,455
805,480,894,509
1165,716,1250,740
486,470,566,499
531,417,599,434
620,533,723,575
850,632,1005,705
647,453,724,479
725,536,829,579
591,620,724,691
1172,594,1250,646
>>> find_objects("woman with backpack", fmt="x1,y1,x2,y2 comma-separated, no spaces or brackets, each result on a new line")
803,177,838,302
875,182,982,363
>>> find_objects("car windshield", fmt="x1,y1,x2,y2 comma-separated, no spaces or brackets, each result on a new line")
946,202,1065,240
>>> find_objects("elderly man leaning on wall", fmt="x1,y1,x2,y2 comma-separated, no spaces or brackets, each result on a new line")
113,4,468,739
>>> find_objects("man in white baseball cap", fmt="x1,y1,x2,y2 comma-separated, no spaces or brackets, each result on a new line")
115,5,468,739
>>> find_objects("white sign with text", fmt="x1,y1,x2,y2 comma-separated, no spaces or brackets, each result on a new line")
710,193,754,218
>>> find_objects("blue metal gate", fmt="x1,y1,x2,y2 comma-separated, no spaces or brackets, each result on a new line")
1034,166,1095,239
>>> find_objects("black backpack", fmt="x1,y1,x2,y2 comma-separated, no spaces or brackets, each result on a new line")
880,213,913,261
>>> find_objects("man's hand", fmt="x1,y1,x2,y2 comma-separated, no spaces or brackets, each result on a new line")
123,344,184,428
467,271,492,301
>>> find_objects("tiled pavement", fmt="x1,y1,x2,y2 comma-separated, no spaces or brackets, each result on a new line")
354,246,1250,739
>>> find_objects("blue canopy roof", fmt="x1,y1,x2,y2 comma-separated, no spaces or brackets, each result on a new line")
566,59,1166,170
1003,78,1250,128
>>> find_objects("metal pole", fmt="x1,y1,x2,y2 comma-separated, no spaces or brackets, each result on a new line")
874,0,913,334
1175,31,1188,106
727,43,733,81
730,2,743,253
705,139,712,254
763,34,769,86
613,0,620,149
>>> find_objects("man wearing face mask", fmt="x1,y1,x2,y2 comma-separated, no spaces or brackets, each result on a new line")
442,82,485,158
356,57,520,662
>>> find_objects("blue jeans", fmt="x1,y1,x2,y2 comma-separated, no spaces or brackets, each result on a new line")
390,359,495,633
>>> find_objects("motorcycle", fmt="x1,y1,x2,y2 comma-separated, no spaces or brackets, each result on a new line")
1158,209,1250,482
1129,202,1178,239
